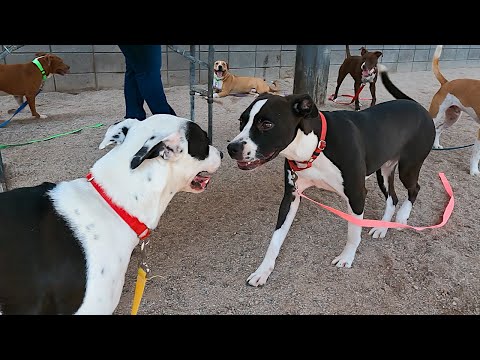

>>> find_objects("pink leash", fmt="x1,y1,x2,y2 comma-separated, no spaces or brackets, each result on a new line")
328,84,372,105
297,172,454,230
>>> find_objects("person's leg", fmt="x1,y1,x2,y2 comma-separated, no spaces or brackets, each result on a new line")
122,45,176,116
118,45,147,120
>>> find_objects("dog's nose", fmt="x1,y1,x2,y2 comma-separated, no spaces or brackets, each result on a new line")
227,142,243,159
219,150,224,159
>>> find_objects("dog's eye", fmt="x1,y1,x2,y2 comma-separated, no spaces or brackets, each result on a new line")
258,120,274,131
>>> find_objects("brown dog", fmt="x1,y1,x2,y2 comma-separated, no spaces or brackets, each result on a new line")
332,45,383,111
0,52,70,119
430,45,480,176
212,60,279,98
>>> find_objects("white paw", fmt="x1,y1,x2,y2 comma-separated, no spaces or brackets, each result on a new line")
331,251,355,268
39,114,47,119
470,169,480,176
394,217,408,230
213,93,219,98
368,227,389,238
246,267,273,287
433,144,443,149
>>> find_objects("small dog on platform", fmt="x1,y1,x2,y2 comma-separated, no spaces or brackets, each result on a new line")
212,60,280,98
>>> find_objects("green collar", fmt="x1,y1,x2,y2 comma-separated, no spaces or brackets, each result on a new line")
32,58,47,80
214,74,223,82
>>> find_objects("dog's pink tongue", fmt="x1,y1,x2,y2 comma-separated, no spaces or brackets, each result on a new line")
193,174,210,189
362,69,370,77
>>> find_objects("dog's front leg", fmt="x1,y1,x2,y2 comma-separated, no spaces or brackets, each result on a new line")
331,187,366,268
369,81,377,107
247,164,309,287
26,94,45,118
213,91,228,98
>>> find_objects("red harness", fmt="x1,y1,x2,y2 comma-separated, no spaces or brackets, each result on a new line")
86,173,150,240
287,111,327,172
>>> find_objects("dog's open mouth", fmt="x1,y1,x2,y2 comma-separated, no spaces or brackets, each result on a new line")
190,171,212,191
214,70,224,78
361,68,376,82
236,152,277,170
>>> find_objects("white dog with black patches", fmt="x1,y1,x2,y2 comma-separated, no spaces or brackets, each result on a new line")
0,114,222,315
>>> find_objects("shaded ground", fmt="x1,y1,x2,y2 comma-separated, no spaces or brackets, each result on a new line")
1,67,479,315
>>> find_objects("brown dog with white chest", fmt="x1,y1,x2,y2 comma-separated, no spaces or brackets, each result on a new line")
212,60,280,98
0,52,70,119
332,45,383,111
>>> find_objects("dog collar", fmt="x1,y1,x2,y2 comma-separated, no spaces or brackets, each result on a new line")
86,173,150,240
288,111,327,172
32,58,47,81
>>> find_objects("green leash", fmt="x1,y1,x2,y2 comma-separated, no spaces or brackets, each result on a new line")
0,123,104,149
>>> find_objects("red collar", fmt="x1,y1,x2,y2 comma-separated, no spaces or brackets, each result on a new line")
287,111,327,172
86,173,150,240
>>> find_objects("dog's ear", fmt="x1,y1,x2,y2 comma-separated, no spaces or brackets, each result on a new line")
130,131,185,170
290,94,318,118
225,61,229,70
99,118,140,149
374,51,383,58
360,47,367,56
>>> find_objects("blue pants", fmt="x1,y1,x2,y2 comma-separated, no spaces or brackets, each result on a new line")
119,45,176,120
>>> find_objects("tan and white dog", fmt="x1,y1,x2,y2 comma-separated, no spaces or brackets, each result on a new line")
430,45,480,176
212,60,280,98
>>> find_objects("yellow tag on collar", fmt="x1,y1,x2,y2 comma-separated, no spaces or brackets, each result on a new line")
32,58,47,81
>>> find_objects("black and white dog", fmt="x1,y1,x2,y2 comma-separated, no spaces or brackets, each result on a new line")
0,115,222,314
227,64,435,287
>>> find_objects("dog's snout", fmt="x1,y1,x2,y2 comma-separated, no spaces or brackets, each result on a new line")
227,142,244,160
218,65,223,71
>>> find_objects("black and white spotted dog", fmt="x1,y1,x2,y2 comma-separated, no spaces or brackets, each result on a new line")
0,115,222,314
227,64,435,287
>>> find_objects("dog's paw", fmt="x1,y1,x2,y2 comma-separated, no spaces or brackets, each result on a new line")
432,144,443,149
246,268,273,287
39,114,48,119
470,169,480,176
368,227,389,239
331,251,355,268
213,93,219,98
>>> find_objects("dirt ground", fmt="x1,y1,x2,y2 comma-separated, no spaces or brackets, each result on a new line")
1,66,479,315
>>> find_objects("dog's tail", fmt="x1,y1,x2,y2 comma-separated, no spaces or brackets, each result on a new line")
377,64,415,101
346,45,351,58
269,80,280,92
432,45,448,85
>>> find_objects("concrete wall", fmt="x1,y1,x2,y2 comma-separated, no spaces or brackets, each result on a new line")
2,45,480,92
